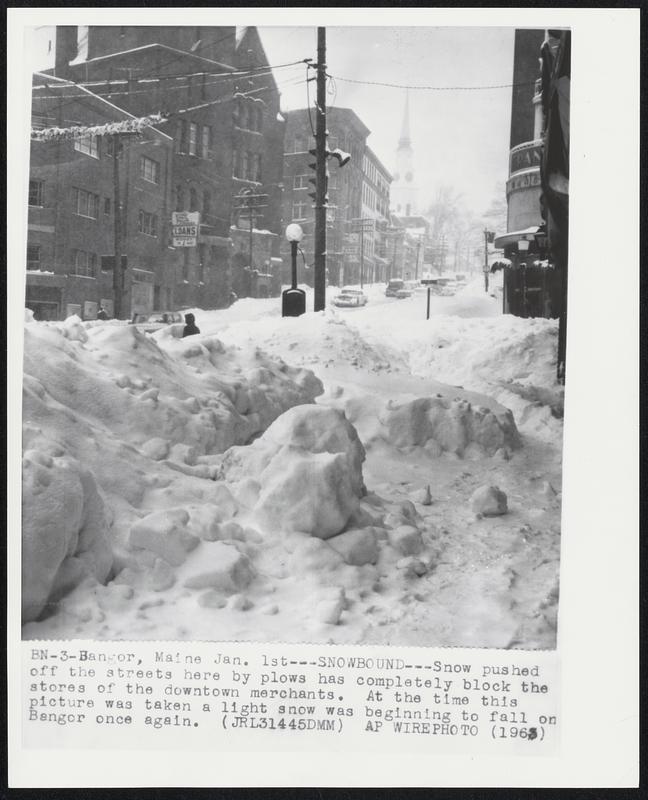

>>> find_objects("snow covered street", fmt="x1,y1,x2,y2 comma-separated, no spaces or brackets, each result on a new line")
22,277,563,649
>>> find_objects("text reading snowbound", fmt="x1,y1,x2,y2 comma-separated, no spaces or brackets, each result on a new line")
23,643,559,754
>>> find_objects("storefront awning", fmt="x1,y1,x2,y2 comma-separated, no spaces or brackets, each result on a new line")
493,226,540,250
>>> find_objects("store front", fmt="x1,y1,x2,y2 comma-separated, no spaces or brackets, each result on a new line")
493,225,561,319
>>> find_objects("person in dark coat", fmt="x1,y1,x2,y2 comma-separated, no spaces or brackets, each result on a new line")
182,312,200,337
97,306,109,321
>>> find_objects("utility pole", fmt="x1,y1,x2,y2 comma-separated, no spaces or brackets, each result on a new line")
111,134,125,318
415,237,422,279
483,229,494,292
359,223,364,289
313,27,327,311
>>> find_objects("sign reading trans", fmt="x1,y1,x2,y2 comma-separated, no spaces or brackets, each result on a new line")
172,211,200,247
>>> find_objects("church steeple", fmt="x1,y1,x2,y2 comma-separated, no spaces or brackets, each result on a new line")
398,90,411,149
391,91,418,216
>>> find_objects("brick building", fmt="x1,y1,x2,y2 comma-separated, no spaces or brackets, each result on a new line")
27,73,173,320
280,107,393,288
33,24,285,317
280,107,370,288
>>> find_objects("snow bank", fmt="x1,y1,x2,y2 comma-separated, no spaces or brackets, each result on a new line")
380,395,520,456
217,405,366,538
21,318,324,620
22,444,113,622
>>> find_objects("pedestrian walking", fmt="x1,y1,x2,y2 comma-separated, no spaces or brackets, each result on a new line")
97,306,108,321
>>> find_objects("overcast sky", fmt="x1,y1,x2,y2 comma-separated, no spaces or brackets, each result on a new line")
27,24,515,216
260,26,514,215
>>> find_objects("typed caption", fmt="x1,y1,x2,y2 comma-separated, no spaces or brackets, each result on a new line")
23,641,559,754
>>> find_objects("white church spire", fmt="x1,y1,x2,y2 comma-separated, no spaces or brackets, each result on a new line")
391,91,418,216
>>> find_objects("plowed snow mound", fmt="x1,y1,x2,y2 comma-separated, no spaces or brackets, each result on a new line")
406,316,563,439
21,318,323,620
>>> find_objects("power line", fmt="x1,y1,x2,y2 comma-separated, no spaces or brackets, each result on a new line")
31,59,308,92
31,76,308,137
326,73,536,91
32,65,303,102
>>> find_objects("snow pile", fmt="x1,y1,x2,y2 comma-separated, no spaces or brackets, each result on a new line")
21,318,323,621
217,405,366,538
22,444,113,622
20,288,562,649
379,395,520,456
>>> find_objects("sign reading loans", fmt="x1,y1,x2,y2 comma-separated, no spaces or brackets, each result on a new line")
171,211,200,247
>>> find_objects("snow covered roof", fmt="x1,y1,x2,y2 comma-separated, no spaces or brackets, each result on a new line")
235,26,248,49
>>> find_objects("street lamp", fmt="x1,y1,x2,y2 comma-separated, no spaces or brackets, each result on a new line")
518,238,530,252
282,224,305,317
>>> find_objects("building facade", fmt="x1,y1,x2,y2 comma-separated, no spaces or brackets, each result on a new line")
27,73,173,320
280,107,370,288
360,147,392,284
495,29,565,320
33,24,285,318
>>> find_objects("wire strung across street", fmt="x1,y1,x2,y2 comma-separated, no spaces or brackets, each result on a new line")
30,74,307,138
326,73,537,91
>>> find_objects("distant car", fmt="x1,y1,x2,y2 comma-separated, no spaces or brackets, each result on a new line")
130,311,185,335
332,289,368,308
385,279,405,297
395,280,421,299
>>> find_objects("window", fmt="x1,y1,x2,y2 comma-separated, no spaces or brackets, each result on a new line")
74,135,99,158
140,156,160,184
198,245,206,282
241,151,249,181
189,187,198,212
251,153,261,182
29,180,44,206
251,105,263,132
26,244,41,270
292,136,306,153
292,200,309,220
106,136,122,157
201,125,211,158
175,185,184,211
238,101,248,130
104,198,111,215
177,120,187,153
138,210,158,237
188,123,198,155
182,249,190,281
73,187,99,218
71,249,97,277
293,174,309,189
203,190,211,220
232,149,238,178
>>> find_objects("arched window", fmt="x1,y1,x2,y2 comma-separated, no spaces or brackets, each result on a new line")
175,185,184,211
238,101,248,129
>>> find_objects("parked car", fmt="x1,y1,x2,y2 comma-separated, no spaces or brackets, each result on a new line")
385,279,405,297
332,289,368,308
130,311,185,335
395,280,421,299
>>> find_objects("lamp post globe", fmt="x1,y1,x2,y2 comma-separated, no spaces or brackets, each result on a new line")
285,223,303,243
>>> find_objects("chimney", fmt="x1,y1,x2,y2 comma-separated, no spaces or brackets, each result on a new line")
54,26,78,78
